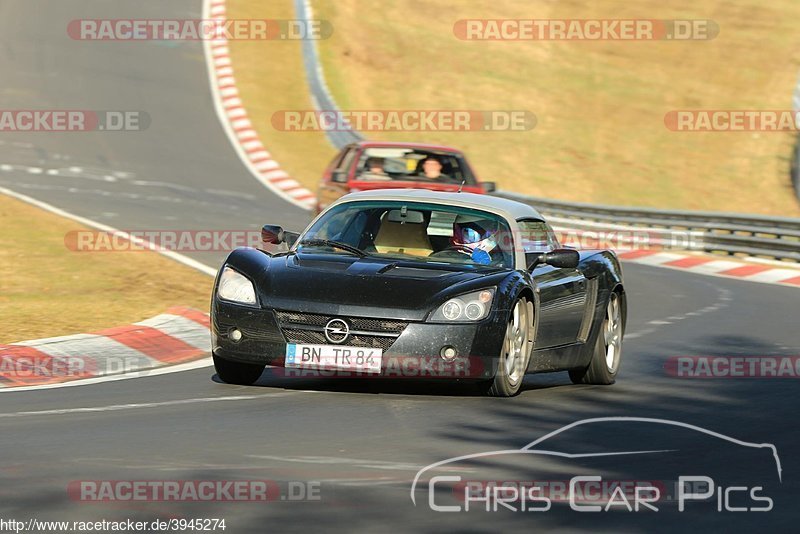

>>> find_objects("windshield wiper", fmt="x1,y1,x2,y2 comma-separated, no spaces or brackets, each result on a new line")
297,239,367,258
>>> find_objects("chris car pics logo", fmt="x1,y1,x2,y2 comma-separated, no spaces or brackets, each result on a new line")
410,417,781,513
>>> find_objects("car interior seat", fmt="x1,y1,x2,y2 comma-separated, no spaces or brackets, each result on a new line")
372,210,433,257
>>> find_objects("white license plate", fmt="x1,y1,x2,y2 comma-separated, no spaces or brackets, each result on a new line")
285,343,383,373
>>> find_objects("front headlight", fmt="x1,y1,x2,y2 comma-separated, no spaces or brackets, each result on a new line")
429,288,495,322
217,266,257,305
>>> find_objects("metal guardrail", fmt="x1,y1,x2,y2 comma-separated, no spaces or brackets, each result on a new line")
296,0,800,263
294,0,363,148
497,192,800,262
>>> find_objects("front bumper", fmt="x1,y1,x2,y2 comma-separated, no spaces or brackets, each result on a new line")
211,300,506,380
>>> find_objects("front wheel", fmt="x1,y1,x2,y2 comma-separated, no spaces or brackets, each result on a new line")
213,354,264,385
487,298,532,397
569,290,624,385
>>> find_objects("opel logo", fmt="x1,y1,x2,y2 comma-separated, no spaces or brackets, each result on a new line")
324,318,350,344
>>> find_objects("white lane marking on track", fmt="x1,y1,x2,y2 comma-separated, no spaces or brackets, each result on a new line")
0,392,296,417
624,329,655,340
0,186,216,277
0,358,214,393
246,455,473,475
246,455,427,471
2,181,241,210
131,179,194,191
318,478,402,486
624,285,732,341
204,188,256,200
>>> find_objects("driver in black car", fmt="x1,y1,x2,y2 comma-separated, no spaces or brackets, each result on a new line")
431,215,503,266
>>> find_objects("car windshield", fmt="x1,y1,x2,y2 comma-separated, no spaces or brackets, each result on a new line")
298,201,514,268
353,148,475,185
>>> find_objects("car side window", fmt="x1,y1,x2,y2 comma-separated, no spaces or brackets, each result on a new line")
325,150,346,173
327,147,357,183
337,149,358,173
518,220,558,253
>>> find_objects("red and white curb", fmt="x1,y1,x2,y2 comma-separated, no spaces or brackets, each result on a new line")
0,307,210,389
617,249,800,288
552,224,800,288
203,0,316,210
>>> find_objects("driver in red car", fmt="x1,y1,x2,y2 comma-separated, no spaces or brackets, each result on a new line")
418,156,452,181
360,156,390,180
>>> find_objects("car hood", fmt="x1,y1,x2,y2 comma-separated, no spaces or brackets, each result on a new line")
255,253,502,321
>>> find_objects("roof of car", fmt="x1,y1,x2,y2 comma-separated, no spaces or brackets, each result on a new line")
352,141,463,153
331,189,545,221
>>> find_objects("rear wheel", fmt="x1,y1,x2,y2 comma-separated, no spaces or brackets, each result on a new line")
487,298,532,397
569,290,624,385
213,354,264,385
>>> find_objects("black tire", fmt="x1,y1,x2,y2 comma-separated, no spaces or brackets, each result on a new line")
487,298,533,397
213,354,264,385
569,290,624,385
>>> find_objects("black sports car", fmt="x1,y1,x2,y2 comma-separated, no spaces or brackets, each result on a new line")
211,190,626,396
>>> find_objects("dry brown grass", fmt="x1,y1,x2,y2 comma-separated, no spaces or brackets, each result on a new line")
0,194,212,343
229,0,800,216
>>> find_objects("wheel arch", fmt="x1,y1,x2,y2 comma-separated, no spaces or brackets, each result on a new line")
610,282,627,331
515,286,538,351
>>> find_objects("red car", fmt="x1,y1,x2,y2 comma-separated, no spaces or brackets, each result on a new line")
316,141,495,213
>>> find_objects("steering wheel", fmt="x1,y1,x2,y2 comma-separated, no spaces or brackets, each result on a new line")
439,244,474,255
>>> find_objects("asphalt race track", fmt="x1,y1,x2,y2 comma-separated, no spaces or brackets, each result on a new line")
0,1,798,532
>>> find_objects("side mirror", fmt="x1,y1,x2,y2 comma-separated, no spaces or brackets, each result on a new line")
527,248,580,271
261,224,285,245
545,248,580,268
481,181,496,193
331,170,347,184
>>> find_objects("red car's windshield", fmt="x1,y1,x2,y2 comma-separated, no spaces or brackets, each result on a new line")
353,147,477,186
